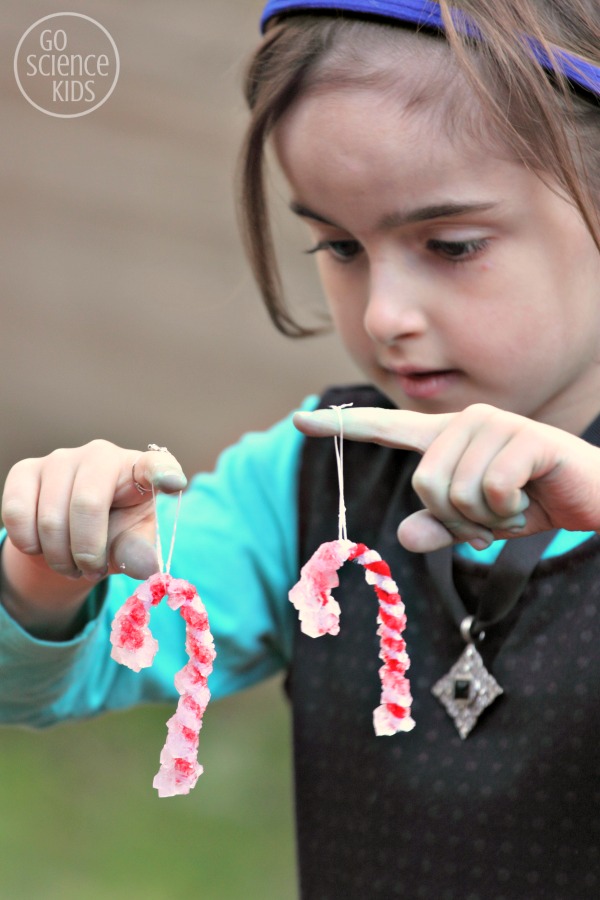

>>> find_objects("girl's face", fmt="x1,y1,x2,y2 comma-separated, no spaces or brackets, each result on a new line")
275,82,600,434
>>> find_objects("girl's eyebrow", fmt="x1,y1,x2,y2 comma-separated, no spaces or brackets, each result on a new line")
380,201,498,227
290,200,498,229
290,201,340,226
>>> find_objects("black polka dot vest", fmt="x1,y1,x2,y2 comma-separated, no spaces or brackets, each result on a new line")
289,385,600,900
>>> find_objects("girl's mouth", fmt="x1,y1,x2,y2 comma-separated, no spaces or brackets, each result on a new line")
389,368,461,399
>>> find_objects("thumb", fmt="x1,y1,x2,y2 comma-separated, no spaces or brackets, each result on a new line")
397,510,457,553
110,521,159,580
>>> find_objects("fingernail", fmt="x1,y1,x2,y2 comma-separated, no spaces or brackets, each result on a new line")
152,469,187,491
83,566,109,584
500,513,527,532
469,537,491,551
65,570,83,581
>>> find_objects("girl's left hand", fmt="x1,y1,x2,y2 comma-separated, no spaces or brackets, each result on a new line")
293,404,600,553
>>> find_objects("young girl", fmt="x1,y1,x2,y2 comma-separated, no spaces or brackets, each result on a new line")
2,1,600,896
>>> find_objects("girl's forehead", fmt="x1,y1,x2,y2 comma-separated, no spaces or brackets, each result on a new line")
288,24,498,152
274,85,517,228
282,22,515,160
277,40,502,168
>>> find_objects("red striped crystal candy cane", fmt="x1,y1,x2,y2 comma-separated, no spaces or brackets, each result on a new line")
288,538,415,736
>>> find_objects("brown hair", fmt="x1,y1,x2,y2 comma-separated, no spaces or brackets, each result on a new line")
238,1,600,337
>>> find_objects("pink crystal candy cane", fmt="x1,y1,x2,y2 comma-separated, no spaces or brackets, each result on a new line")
110,485,216,797
288,406,415,736
110,572,215,796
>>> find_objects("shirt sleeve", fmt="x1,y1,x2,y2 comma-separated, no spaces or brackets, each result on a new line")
0,397,318,728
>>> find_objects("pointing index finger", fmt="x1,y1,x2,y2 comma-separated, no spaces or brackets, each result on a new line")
292,407,454,454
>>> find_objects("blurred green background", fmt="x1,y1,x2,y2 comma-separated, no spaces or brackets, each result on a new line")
0,680,295,899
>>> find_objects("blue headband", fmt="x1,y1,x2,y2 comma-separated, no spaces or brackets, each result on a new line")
260,0,600,98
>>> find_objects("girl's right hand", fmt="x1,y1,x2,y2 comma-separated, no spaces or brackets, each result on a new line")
1,441,187,637
293,404,600,552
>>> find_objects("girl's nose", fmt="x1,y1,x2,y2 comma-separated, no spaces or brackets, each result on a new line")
363,267,428,345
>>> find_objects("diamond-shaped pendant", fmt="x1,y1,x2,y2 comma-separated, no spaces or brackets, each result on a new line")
432,643,503,739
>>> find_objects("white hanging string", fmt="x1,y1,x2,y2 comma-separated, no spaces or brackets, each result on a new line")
165,491,182,575
151,485,183,576
142,444,183,577
330,403,353,541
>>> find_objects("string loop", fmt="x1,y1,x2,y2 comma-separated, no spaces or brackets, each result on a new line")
151,485,183,576
330,403,352,541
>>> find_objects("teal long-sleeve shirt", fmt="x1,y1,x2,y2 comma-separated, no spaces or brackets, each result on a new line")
0,400,318,727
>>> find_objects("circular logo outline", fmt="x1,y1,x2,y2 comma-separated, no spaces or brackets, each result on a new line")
14,12,120,118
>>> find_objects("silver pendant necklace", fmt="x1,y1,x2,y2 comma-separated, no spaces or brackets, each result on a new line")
425,530,557,739
431,615,503,739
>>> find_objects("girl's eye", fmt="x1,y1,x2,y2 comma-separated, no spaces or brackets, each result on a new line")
427,238,489,262
305,239,362,262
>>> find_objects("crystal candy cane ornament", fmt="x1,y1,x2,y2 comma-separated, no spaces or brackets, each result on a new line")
110,487,216,796
288,406,415,735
